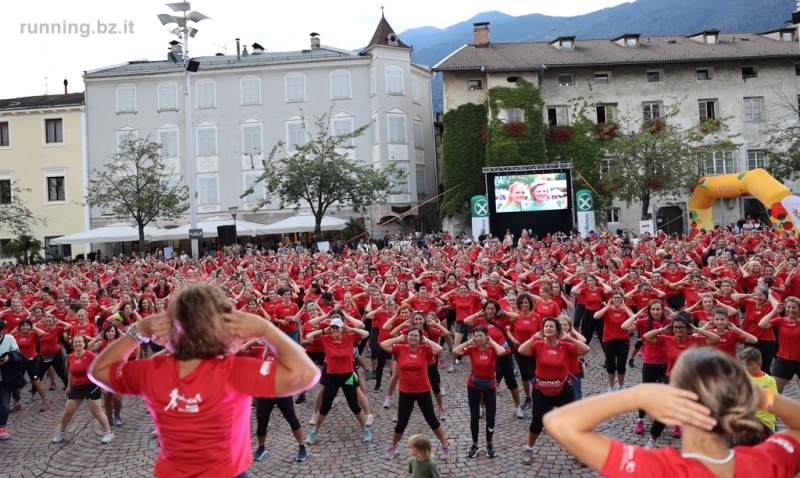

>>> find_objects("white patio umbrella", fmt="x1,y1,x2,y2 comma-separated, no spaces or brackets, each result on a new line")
256,213,348,235
149,217,265,241
50,223,160,245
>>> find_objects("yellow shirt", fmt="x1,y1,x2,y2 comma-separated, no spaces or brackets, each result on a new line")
749,372,777,431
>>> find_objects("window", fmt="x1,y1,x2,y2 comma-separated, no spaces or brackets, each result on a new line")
117,87,135,112
744,98,763,122
646,71,661,83
389,116,406,143
416,169,426,195
369,68,376,96
45,237,70,260
0,122,8,146
747,151,765,170
696,68,713,80
370,114,378,144
286,75,305,102
699,151,734,175
332,119,353,146
411,76,421,103
558,74,574,86
607,207,621,223
47,176,65,202
198,177,218,205
594,72,610,84
387,68,404,95
241,78,261,104
741,66,758,79
600,158,612,178
643,102,660,120
507,108,523,123
158,84,177,110
117,130,137,153
783,31,794,42
706,35,717,44
331,72,350,99
243,125,262,151
0,179,10,204
626,37,638,47
243,174,264,203
197,128,217,155
596,105,614,124
158,130,178,157
467,79,483,90
45,119,63,143
394,164,409,194
413,122,423,149
287,122,307,149
546,106,568,126
698,100,717,121
562,40,573,50
197,82,215,108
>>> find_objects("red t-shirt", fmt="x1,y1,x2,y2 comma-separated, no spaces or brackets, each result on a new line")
39,325,65,355
770,317,800,361
449,294,482,322
68,351,97,386
13,332,38,359
711,329,746,357
599,308,630,342
510,313,542,344
109,355,277,478
529,340,577,384
601,435,800,478
577,288,605,311
70,323,97,340
273,302,299,334
741,298,775,341
315,333,359,374
407,298,439,316
655,335,707,375
463,344,499,389
534,300,561,319
301,320,328,354
1,311,27,332
392,343,433,393
470,317,510,352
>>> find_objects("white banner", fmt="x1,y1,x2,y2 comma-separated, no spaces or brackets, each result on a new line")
472,217,490,240
639,220,654,236
577,211,595,238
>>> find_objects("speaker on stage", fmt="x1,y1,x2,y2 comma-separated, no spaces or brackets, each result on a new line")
217,225,237,246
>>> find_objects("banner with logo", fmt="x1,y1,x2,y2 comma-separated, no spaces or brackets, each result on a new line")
471,195,490,239
575,189,595,238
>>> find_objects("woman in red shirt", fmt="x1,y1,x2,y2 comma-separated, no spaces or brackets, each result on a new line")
508,292,542,411
379,325,450,461
735,286,779,373
13,319,48,410
518,317,590,465
544,347,800,478
452,325,507,459
759,296,800,393
444,283,485,373
88,324,133,426
571,275,613,346
703,309,756,358
52,334,115,444
38,314,72,391
559,315,587,400
593,291,634,392
686,294,738,327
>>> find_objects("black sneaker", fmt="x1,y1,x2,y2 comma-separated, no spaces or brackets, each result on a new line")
521,397,532,410
485,443,496,458
253,446,266,461
467,444,480,458
295,393,306,404
372,385,382,393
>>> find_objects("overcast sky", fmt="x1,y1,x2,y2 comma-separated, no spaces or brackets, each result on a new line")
0,0,631,98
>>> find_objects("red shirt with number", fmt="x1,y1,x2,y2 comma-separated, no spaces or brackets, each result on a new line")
392,343,433,393
68,351,97,386
314,332,359,374
463,344,499,389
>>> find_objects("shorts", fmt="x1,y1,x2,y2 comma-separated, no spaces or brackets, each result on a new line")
68,383,102,400
455,321,472,335
24,357,40,381
772,357,800,381
666,294,685,310
306,351,326,366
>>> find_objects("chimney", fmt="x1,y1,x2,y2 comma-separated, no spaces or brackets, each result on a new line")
236,38,241,60
63,79,68,95
473,22,490,47
242,45,249,57
311,33,321,49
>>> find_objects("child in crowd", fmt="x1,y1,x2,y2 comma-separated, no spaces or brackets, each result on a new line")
739,348,777,445
408,434,440,478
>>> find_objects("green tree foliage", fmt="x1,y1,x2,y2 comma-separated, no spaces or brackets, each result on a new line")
0,181,47,235
763,89,800,182
333,217,368,243
85,137,189,245
485,78,547,166
0,234,43,265
440,103,487,218
244,111,403,238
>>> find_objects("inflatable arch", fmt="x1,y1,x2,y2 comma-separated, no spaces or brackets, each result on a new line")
688,168,800,237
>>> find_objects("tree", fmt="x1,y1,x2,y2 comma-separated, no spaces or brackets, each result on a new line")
440,103,487,218
602,100,736,220
243,111,404,238
333,217,368,243
0,234,43,265
763,87,800,182
85,137,189,246
0,181,47,235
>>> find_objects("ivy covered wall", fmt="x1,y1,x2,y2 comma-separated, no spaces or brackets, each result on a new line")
485,78,547,166
440,103,487,218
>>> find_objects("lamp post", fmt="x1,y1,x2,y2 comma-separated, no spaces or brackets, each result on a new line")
229,206,239,250
158,2,210,260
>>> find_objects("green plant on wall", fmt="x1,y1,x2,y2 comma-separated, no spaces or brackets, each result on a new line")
485,78,547,166
440,102,487,218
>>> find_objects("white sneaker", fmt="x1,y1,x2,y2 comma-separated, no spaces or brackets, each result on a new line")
392,413,398,422
644,438,658,450
52,430,66,443
309,414,317,425
383,396,393,408
607,387,615,394
332,397,339,408
101,431,115,444
366,414,374,427
440,388,446,397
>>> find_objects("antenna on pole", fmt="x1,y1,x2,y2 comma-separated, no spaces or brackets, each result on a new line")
212,41,230,55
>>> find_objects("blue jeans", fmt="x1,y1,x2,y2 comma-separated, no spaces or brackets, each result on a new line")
0,387,12,427
286,330,299,344
569,374,582,401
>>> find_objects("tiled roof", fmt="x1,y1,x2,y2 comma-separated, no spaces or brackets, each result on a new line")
433,33,800,72
360,14,411,54
0,93,85,111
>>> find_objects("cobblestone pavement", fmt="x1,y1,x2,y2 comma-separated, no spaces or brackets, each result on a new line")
2,344,798,478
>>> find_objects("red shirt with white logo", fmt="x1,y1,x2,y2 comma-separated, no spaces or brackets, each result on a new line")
314,333,359,374
39,325,65,355
70,323,97,340
711,329,746,357
599,308,631,342
449,294,482,322
392,343,433,393
577,288,605,311
770,317,800,362
534,300,561,319
741,298,775,341
68,351,97,386
655,335,707,376
109,354,277,478
510,313,542,344
13,332,38,360
273,302,299,334
529,339,577,383
463,344,499,389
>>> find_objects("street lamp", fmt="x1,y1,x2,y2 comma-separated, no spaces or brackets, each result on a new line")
229,206,239,249
158,2,210,260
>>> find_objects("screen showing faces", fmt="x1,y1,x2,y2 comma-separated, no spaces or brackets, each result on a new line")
494,173,569,213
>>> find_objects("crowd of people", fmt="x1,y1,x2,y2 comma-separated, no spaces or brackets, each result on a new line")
2,222,800,477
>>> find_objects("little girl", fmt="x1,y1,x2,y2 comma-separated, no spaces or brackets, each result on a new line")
408,434,440,478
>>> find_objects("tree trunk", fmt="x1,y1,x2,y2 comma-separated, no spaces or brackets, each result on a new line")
139,225,146,253
314,215,322,249
640,193,651,221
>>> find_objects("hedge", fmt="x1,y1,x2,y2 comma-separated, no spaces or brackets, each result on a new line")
440,103,488,218
486,78,547,166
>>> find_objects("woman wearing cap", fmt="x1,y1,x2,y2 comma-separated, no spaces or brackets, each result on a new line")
304,316,372,445
380,324,450,461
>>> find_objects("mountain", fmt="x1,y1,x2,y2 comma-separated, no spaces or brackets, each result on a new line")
400,0,797,112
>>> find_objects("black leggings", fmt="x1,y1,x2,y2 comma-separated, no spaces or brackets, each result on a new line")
529,385,574,434
752,341,776,374
582,311,603,345
374,348,392,389
494,352,518,391
513,350,536,383
573,303,586,330
255,396,302,436
395,391,441,435
467,385,496,445
642,364,669,437
319,373,361,416
39,352,68,387
445,309,456,332
358,320,372,355
427,363,441,395
603,339,630,375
